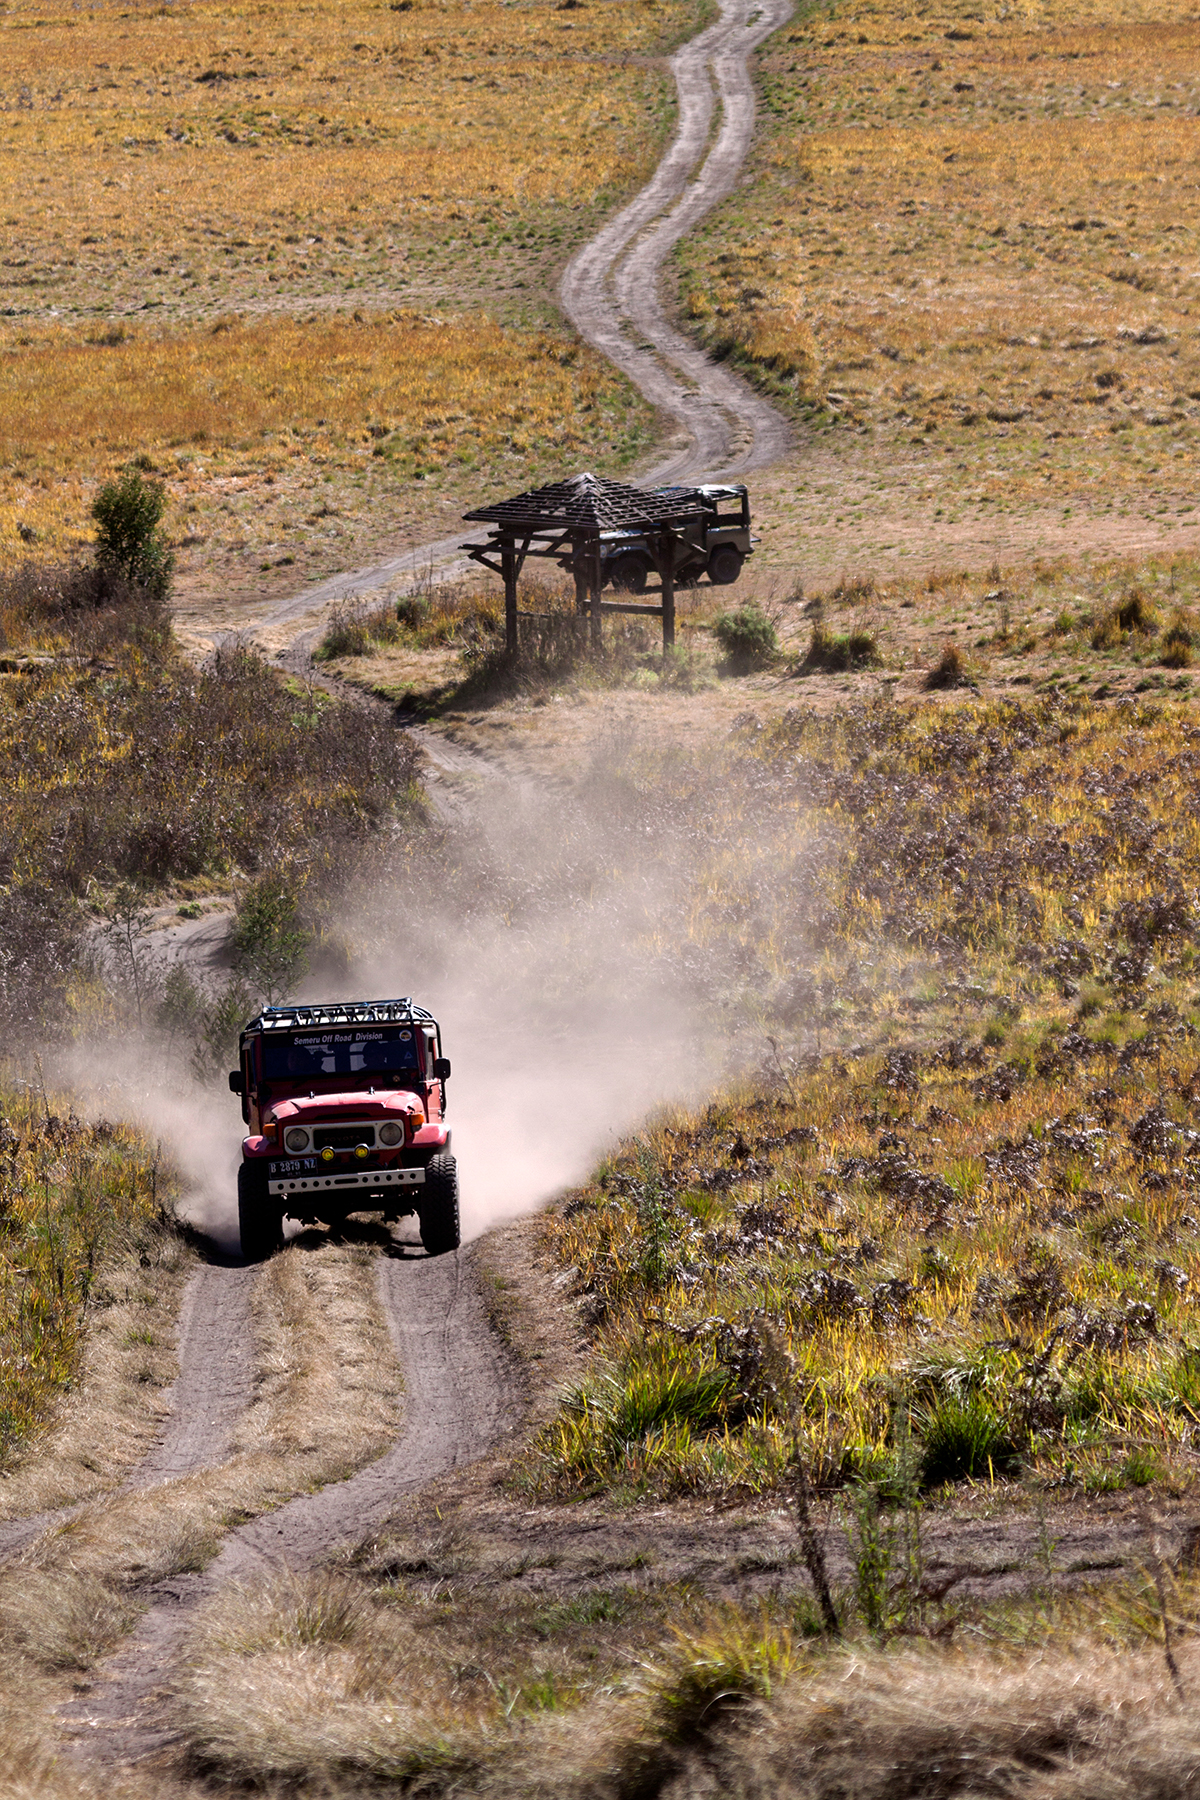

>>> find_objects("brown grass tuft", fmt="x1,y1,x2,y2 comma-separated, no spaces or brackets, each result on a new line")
923,642,971,688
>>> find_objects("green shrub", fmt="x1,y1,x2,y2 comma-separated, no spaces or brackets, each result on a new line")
712,603,778,669
917,1392,1019,1489
799,622,879,673
91,467,174,598
231,873,311,1002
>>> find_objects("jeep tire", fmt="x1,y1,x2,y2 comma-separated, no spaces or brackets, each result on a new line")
609,553,649,595
238,1162,284,1262
418,1153,460,1256
708,545,744,586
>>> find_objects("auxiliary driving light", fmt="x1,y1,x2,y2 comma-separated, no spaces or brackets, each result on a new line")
284,1128,310,1153
321,1146,336,1163
378,1122,404,1147
355,1143,370,1160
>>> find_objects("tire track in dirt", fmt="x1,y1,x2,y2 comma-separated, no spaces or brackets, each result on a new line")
0,1258,256,1564
58,1244,515,1766
561,0,794,484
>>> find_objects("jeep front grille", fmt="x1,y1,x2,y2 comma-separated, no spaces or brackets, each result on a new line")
312,1124,376,1151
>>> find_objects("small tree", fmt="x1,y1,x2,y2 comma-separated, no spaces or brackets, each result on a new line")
231,874,311,1002
91,467,175,598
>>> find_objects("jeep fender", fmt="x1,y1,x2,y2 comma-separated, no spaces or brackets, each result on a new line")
412,1123,451,1151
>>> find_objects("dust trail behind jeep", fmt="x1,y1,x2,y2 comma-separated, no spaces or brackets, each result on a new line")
229,997,457,1261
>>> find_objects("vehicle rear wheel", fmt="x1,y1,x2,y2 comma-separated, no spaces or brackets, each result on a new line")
708,545,744,586
609,553,649,594
238,1162,283,1262
418,1154,460,1256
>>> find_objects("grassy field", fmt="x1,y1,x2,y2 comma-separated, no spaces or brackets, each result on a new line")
682,0,1200,579
0,0,709,582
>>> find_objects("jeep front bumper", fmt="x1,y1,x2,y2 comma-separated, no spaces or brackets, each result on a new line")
268,1166,426,1198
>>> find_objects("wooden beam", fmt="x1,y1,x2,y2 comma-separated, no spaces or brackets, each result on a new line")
589,535,603,649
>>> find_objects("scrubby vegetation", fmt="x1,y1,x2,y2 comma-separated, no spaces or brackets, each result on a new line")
0,560,422,1035
531,693,1200,1501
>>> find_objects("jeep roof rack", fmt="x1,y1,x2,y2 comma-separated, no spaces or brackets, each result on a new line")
242,999,437,1034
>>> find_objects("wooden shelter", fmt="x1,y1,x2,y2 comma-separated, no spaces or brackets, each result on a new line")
462,472,707,654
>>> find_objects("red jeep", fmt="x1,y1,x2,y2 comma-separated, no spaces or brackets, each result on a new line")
229,998,458,1262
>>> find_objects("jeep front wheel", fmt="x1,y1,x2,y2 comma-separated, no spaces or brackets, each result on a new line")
238,1162,283,1262
418,1154,460,1256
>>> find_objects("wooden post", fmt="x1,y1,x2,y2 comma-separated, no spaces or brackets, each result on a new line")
574,536,588,644
589,532,603,649
502,540,517,654
660,530,675,653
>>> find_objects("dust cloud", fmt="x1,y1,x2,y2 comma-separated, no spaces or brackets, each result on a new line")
339,741,741,1239
57,728,794,1248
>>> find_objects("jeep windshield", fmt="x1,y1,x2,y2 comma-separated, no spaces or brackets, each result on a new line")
261,1027,421,1083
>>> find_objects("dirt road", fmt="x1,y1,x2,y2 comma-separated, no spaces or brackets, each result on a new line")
561,0,793,484
56,1243,514,1765
7,3,789,1765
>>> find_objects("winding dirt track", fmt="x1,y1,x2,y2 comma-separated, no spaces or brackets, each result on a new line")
5,3,791,1766
235,0,794,642
561,0,793,484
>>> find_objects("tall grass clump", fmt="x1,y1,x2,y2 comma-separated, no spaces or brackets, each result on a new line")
798,621,878,673
0,1089,166,1464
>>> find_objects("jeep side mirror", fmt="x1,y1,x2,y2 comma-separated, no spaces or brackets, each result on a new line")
228,1070,244,1095
433,1057,451,1082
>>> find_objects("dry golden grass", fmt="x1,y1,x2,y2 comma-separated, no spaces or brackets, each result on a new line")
165,1548,1200,1797
0,1218,188,1524
0,0,706,577
0,1086,172,1474
0,310,644,561
681,0,1200,532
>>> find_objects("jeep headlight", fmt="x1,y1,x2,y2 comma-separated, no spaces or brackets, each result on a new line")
378,1121,404,1147
284,1127,311,1153
321,1145,335,1163
355,1143,370,1160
